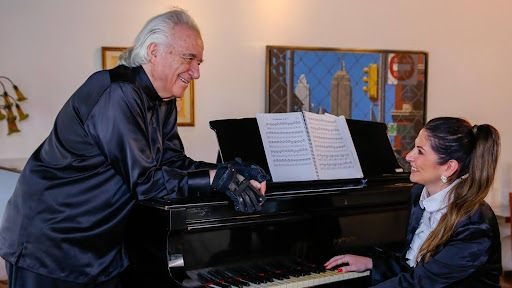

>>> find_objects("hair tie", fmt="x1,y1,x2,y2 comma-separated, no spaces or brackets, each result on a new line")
472,124,478,135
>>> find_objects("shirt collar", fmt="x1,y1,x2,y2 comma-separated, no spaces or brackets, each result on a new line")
134,66,161,102
419,179,460,212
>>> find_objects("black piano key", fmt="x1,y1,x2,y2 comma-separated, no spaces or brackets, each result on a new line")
227,267,263,284
295,258,323,274
285,259,313,277
253,263,286,280
197,272,216,287
264,261,293,279
262,260,288,278
218,269,252,287
206,270,238,288
198,272,231,288
197,258,345,288
240,265,272,283
250,263,280,282
197,272,216,286
236,266,264,283
270,260,300,277
209,269,247,287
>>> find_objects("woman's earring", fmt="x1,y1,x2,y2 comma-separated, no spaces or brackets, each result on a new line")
440,175,448,184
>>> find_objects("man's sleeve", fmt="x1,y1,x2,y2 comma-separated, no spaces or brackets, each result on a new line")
84,83,208,201
159,98,216,171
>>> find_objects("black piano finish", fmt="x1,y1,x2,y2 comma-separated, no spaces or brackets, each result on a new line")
121,178,412,288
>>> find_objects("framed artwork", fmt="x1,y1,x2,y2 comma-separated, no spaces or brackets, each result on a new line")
266,46,428,170
176,80,195,126
101,46,127,70
101,46,195,126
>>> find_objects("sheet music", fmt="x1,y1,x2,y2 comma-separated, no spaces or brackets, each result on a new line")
303,112,363,180
256,112,317,182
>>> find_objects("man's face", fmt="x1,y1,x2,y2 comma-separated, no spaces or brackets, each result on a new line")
146,25,203,100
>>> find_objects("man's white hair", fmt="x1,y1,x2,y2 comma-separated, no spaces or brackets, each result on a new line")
118,8,201,67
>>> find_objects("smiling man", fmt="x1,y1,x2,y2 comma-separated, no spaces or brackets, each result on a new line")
140,25,203,100
0,8,267,288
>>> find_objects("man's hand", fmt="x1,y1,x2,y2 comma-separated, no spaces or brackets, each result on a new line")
211,162,266,213
249,179,267,196
220,158,269,195
229,158,270,183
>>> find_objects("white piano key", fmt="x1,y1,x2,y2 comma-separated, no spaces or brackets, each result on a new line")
255,270,369,287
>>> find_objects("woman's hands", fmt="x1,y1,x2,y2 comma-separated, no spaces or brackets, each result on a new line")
324,254,373,272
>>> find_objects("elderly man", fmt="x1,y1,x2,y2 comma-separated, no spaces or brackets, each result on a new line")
0,8,267,288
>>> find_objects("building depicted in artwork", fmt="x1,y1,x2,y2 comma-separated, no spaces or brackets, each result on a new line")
268,48,304,113
330,62,352,117
295,74,310,111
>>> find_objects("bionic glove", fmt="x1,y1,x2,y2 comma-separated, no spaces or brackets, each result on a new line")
228,158,270,183
212,162,267,213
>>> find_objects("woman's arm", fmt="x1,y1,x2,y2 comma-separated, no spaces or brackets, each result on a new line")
372,221,493,287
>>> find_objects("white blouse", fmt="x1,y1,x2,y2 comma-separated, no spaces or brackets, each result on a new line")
405,180,460,267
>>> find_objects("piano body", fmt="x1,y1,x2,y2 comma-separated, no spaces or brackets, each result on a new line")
121,118,413,288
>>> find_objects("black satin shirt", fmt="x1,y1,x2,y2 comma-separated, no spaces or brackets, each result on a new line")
0,66,213,283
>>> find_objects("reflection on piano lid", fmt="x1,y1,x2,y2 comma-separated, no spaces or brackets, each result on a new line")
344,119,407,180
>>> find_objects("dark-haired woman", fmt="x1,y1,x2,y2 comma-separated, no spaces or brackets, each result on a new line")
325,117,502,287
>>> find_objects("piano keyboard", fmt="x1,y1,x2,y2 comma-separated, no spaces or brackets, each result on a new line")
245,270,369,287
193,259,370,288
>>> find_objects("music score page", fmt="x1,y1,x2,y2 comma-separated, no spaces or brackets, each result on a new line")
256,112,317,182
257,112,363,182
303,112,363,180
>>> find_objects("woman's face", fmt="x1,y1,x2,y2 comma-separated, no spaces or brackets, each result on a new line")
405,129,447,194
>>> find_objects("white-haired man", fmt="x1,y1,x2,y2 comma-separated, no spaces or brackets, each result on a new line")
0,8,267,287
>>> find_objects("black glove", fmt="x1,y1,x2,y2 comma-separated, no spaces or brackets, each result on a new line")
228,158,270,183
212,163,266,213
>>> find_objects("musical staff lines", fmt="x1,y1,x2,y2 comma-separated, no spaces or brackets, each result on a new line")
257,112,362,182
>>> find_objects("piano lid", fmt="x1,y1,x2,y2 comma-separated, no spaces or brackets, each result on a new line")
345,119,405,178
209,117,406,186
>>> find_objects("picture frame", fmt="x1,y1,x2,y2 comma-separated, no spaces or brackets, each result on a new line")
176,80,195,126
101,46,195,126
266,45,428,170
101,46,127,70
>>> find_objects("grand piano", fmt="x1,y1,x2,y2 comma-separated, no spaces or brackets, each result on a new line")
121,118,413,288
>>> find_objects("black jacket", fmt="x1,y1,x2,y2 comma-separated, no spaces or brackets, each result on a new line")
0,66,214,283
371,184,502,287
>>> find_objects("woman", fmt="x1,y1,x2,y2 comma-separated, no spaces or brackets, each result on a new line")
325,117,502,287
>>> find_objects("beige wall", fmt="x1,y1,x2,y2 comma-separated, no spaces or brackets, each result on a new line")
0,0,511,212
